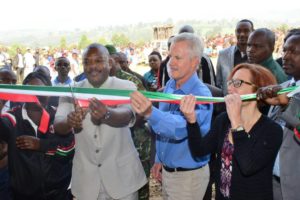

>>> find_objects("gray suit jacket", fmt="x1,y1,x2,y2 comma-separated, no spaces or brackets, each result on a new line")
216,46,236,94
268,81,300,200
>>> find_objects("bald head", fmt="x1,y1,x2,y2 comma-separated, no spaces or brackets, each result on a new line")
250,28,275,49
83,43,109,61
178,25,195,34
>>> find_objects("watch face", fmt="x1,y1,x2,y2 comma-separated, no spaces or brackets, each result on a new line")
104,111,111,120
231,126,245,132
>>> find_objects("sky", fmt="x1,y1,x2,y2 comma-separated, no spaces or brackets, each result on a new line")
1,0,299,31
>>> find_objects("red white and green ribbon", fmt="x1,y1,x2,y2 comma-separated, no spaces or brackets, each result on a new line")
0,84,298,107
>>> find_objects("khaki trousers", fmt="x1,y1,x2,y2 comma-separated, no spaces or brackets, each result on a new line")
162,164,209,200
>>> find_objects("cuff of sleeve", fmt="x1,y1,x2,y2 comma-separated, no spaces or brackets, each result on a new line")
187,122,200,137
232,130,250,140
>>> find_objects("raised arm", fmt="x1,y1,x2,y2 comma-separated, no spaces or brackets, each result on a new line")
180,95,219,157
54,97,87,135
257,85,289,106
89,98,134,127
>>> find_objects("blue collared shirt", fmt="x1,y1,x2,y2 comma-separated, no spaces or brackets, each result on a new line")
148,73,213,168
52,76,73,86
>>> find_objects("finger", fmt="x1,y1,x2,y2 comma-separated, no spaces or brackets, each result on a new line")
89,98,100,109
130,91,146,106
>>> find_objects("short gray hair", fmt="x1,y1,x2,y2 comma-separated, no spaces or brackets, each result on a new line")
172,32,204,60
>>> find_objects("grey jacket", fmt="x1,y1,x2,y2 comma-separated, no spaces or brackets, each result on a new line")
216,46,236,94
268,81,300,200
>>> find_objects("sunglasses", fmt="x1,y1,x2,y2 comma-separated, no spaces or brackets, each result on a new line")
227,79,257,88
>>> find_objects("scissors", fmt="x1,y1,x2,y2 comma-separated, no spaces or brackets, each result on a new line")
69,84,83,133
69,83,78,108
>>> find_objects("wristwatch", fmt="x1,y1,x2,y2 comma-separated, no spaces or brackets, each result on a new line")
231,125,245,133
103,110,111,120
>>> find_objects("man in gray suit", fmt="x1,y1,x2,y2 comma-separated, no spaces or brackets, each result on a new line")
54,43,147,200
257,31,300,200
216,19,254,94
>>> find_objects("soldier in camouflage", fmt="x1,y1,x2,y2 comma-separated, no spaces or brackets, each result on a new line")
106,45,152,200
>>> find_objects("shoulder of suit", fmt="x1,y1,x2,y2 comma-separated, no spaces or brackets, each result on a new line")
218,46,235,54
280,81,291,87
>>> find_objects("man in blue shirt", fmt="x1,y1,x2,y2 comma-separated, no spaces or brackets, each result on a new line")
130,33,213,199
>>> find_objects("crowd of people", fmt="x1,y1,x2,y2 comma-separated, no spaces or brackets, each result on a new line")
0,19,300,200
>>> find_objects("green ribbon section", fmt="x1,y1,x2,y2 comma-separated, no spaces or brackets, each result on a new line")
0,84,298,103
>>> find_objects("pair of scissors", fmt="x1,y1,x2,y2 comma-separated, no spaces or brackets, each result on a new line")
69,83,78,107
69,84,83,133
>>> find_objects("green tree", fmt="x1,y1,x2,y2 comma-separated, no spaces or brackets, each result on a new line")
60,36,67,49
111,33,130,47
98,37,108,45
8,44,26,57
78,34,91,49
277,24,290,33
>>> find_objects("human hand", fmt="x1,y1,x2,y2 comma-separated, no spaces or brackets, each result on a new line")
151,163,162,183
67,104,88,130
130,91,152,118
16,136,40,150
89,98,109,125
180,95,197,123
256,85,288,105
225,94,242,128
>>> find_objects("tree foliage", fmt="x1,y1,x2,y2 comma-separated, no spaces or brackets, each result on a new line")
60,36,67,49
111,33,130,47
98,37,108,45
78,34,91,49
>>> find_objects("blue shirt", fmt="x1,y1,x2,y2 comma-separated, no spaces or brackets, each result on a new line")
148,73,213,168
52,76,73,86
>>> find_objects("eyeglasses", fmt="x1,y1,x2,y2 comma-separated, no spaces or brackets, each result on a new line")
227,79,257,88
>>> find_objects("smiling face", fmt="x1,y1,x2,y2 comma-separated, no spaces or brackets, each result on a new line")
282,35,300,80
83,46,110,88
167,41,198,87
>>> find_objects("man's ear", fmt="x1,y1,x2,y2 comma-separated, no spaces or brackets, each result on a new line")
192,57,200,71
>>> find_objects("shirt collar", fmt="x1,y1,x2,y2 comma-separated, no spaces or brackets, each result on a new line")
170,72,199,94
53,76,72,85
289,78,300,86
83,76,112,88
22,104,50,135
22,105,38,137
260,55,274,66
